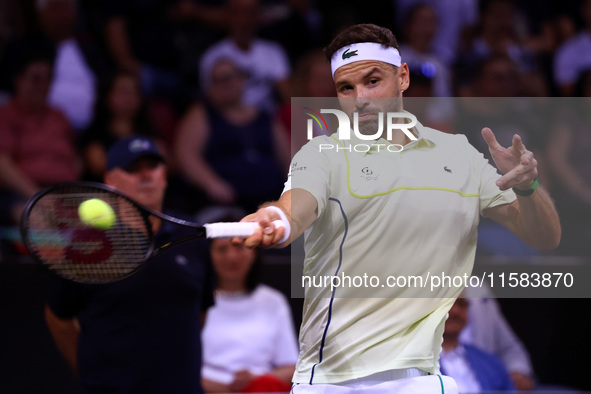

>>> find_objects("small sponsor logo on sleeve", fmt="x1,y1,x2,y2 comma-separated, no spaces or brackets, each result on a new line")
291,162,308,172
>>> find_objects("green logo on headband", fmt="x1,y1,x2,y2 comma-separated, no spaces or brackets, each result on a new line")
342,49,358,60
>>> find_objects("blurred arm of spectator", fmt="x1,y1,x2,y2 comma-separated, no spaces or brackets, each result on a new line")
202,378,231,393
227,366,296,392
547,124,591,205
463,287,535,390
208,367,296,393
511,372,534,391
523,21,556,55
267,365,296,386
175,103,237,204
442,296,515,392
104,16,140,75
0,154,40,198
167,0,228,29
44,305,79,373
272,117,290,171
474,299,534,390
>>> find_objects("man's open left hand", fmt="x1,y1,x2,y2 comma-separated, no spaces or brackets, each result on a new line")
482,127,538,191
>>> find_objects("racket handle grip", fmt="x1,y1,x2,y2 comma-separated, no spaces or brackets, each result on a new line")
204,220,285,239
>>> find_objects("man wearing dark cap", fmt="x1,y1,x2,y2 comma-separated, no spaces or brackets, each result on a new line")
45,136,215,394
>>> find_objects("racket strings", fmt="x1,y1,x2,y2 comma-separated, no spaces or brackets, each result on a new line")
25,185,152,284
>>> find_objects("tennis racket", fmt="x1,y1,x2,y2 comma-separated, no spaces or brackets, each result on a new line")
20,182,282,284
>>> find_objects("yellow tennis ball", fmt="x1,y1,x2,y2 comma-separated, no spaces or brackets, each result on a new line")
78,199,116,230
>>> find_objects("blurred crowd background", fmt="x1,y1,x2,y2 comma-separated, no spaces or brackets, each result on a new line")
1,0,591,392
1,0,590,256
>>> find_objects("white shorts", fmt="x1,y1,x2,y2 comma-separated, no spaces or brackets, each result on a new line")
291,369,458,394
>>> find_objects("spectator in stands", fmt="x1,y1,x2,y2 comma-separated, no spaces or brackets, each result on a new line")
394,0,479,65
397,4,455,132
554,12,577,48
288,49,335,100
404,66,435,98
457,0,547,96
199,0,291,114
554,0,591,96
101,0,227,103
277,49,334,145
462,286,535,390
547,69,591,255
175,58,289,212
45,136,215,394
403,65,455,133
0,0,108,132
440,296,515,393
80,72,161,182
456,56,549,257
461,56,549,178
0,0,20,64
511,0,557,56
399,3,452,97
0,53,80,225
201,212,298,393
462,55,521,98
261,0,323,66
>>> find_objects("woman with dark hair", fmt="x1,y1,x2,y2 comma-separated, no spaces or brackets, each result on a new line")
201,225,298,393
174,58,290,213
80,72,159,181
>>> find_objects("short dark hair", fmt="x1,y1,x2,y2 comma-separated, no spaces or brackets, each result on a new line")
479,0,514,15
324,23,401,62
474,55,515,80
12,50,53,80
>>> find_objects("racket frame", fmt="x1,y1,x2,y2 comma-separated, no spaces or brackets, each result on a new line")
20,182,208,283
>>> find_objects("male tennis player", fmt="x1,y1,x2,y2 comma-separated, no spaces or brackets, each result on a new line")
237,24,561,393
45,136,215,394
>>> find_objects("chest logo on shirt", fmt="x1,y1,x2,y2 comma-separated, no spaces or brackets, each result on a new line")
444,166,452,173
361,167,378,181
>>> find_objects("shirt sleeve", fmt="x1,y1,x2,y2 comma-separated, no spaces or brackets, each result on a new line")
268,43,290,81
467,141,516,215
554,42,578,85
282,138,331,217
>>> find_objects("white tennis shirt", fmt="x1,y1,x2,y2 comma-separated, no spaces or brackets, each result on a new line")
284,120,516,384
201,285,299,384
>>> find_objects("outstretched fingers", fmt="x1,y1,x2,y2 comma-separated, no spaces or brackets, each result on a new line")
481,128,502,151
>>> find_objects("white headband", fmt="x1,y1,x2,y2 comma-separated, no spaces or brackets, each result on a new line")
331,42,402,78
